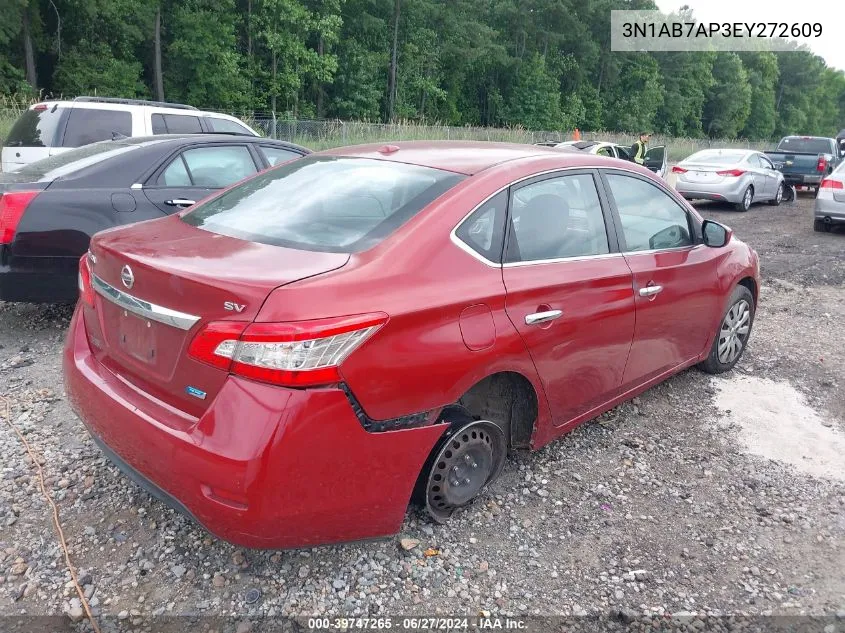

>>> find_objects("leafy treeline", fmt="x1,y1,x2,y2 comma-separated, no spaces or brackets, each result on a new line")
1,0,844,139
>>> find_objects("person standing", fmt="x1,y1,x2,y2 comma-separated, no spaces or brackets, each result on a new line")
631,132,650,165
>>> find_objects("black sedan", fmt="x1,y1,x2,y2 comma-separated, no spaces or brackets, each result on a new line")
0,134,308,303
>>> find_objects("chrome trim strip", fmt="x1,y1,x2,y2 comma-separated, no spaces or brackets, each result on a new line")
92,275,201,331
502,252,623,268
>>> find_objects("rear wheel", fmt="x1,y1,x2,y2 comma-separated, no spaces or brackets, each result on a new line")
421,416,507,523
767,183,784,206
698,285,755,375
735,186,753,212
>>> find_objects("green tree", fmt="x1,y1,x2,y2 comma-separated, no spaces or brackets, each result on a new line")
702,53,751,138
500,53,563,130
739,52,778,140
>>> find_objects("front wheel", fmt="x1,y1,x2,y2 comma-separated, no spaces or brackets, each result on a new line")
698,285,755,375
767,183,784,206
735,186,753,212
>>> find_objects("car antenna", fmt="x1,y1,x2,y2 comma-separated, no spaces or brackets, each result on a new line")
111,131,129,141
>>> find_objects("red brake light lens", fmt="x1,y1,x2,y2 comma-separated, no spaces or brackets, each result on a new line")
716,169,745,177
78,253,96,307
33,104,47,112
820,178,843,189
188,313,388,387
671,166,687,174
817,157,827,172
0,191,39,245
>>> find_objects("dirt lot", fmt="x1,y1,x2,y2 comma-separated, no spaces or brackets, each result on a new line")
1,192,844,630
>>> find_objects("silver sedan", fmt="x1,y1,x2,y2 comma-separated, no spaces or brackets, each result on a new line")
814,160,845,232
673,149,785,212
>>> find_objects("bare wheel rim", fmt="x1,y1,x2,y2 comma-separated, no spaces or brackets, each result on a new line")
426,421,506,522
775,185,783,203
743,188,752,209
717,299,751,364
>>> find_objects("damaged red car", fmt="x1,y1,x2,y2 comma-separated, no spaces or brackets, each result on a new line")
64,141,760,549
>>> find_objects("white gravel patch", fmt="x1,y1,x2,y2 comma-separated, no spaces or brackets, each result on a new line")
714,374,845,482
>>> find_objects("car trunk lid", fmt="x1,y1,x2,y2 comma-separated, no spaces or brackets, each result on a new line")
82,215,349,419
677,163,727,184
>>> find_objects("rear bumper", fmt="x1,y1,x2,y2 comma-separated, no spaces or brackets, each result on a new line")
675,179,746,203
782,173,822,186
814,196,845,224
0,254,78,303
63,306,446,549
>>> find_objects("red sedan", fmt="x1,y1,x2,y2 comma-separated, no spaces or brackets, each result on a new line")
64,142,760,549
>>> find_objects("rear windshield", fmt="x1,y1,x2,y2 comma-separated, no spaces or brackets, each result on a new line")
5,106,65,148
776,138,833,154
0,141,138,183
686,150,747,164
182,156,466,253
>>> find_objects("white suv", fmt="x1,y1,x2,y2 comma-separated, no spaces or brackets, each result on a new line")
1,97,259,172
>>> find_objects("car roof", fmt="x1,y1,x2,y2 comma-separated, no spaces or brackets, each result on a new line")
319,140,576,175
103,134,307,152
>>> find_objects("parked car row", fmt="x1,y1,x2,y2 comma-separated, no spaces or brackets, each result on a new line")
3,101,761,550
0,134,307,303
1,97,260,173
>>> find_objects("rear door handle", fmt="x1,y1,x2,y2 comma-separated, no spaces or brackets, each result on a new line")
638,285,663,297
164,198,196,207
525,310,563,325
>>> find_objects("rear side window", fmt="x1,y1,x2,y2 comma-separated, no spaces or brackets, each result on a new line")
259,145,301,166
151,114,203,134
182,156,466,253
62,109,132,147
455,191,507,263
207,117,252,134
6,107,66,148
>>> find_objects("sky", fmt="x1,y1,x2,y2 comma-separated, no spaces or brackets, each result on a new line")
654,0,845,71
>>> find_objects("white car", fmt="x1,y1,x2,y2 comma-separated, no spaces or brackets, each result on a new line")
2,97,259,172
545,140,667,179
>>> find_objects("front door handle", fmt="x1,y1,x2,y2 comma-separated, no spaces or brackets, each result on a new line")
525,310,563,325
638,285,663,297
164,198,196,207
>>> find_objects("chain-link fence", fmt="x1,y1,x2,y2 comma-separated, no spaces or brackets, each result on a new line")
0,106,776,161
243,116,775,160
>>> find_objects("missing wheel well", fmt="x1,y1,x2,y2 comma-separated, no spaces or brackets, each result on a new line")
456,372,539,449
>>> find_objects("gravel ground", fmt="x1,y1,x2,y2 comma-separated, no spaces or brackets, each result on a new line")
0,192,844,631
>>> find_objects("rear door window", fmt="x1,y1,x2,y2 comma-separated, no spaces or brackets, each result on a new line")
157,145,258,188
151,114,203,134
182,156,465,252
6,106,67,148
62,108,132,147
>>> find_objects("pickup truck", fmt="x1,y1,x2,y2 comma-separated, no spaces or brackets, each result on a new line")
765,136,844,191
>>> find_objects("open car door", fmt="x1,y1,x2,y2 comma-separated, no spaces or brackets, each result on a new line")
644,146,667,178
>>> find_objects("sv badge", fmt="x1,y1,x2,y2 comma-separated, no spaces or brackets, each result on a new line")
224,301,246,313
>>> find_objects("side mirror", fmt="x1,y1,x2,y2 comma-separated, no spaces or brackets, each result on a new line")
702,220,732,248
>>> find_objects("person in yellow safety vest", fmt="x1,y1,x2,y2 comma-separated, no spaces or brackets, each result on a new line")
631,132,650,165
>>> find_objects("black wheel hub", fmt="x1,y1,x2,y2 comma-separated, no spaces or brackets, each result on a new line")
425,421,506,523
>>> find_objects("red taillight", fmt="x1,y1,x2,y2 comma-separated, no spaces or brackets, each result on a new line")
187,321,248,370
716,169,745,177
33,104,47,112
820,178,843,189
188,313,388,387
671,166,687,174
78,253,96,307
0,191,39,245
817,156,827,172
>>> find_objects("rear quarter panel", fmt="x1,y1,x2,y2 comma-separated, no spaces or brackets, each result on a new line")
254,161,561,435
